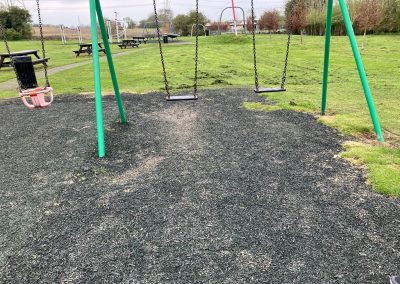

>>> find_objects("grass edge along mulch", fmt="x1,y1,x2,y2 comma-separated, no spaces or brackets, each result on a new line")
243,100,400,198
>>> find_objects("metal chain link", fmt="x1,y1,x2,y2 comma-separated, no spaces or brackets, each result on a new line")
0,23,23,91
250,0,259,91
153,0,171,98
193,0,199,97
36,0,50,87
281,1,295,89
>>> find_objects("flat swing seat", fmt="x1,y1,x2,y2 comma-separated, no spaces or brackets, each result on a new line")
254,87,286,93
20,86,54,109
167,95,198,101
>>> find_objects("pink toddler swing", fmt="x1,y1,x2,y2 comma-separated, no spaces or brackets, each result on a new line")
13,56,54,109
19,86,54,109
1,0,54,109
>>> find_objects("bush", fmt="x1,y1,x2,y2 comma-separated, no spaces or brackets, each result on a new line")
172,10,208,36
0,6,32,40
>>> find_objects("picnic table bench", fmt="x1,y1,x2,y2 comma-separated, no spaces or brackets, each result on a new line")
73,43,106,57
132,36,147,44
0,50,49,69
118,39,140,49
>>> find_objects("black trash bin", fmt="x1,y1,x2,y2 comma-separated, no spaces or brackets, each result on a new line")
163,35,169,44
12,56,38,90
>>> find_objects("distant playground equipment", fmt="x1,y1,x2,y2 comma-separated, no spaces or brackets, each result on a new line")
218,6,246,35
106,19,127,44
1,0,53,109
60,24,83,44
250,0,292,93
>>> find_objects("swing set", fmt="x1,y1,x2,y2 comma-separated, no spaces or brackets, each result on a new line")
0,0,384,157
250,0,292,93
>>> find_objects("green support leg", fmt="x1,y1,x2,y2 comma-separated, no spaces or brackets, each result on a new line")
321,0,333,115
95,0,127,124
89,0,106,157
338,0,384,142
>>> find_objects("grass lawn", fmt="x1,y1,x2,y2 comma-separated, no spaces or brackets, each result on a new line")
0,34,399,196
0,40,146,83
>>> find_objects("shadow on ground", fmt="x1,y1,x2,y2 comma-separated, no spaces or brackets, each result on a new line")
0,89,399,283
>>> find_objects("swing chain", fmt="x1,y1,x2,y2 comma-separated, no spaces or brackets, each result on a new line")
0,23,23,91
281,1,295,89
153,0,171,98
250,0,259,91
36,0,50,87
193,0,200,96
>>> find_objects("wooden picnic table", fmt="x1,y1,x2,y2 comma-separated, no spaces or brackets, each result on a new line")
0,50,49,69
118,39,140,49
73,43,106,57
132,36,147,44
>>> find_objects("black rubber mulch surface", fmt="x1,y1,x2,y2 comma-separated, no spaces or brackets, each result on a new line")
0,89,399,283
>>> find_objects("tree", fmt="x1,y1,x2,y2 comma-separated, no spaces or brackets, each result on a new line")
140,10,175,32
306,9,325,35
0,5,32,40
187,10,208,27
286,0,308,43
172,10,208,36
246,16,254,32
258,10,280,38
331,4,345,36
139,13,156,29
355,0,381,50
265,10,279,33
123,17,137,29
173,14,190,35
158,9,174,23
208,21,229,32
376,0,400,32
258,13,267,30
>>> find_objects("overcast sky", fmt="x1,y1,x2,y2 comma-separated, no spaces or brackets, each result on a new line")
17,0,286,26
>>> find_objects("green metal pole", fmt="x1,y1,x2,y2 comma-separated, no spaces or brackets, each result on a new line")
95,0,127,124
89,0,106,157
338,0,384,142
321,0,333,115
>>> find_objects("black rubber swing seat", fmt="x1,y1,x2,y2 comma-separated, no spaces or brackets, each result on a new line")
167,95,198,101
254,87,286,93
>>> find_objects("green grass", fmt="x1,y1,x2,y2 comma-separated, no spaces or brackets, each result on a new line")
0,39,141,83
341,142,400,197
0,34,399,196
